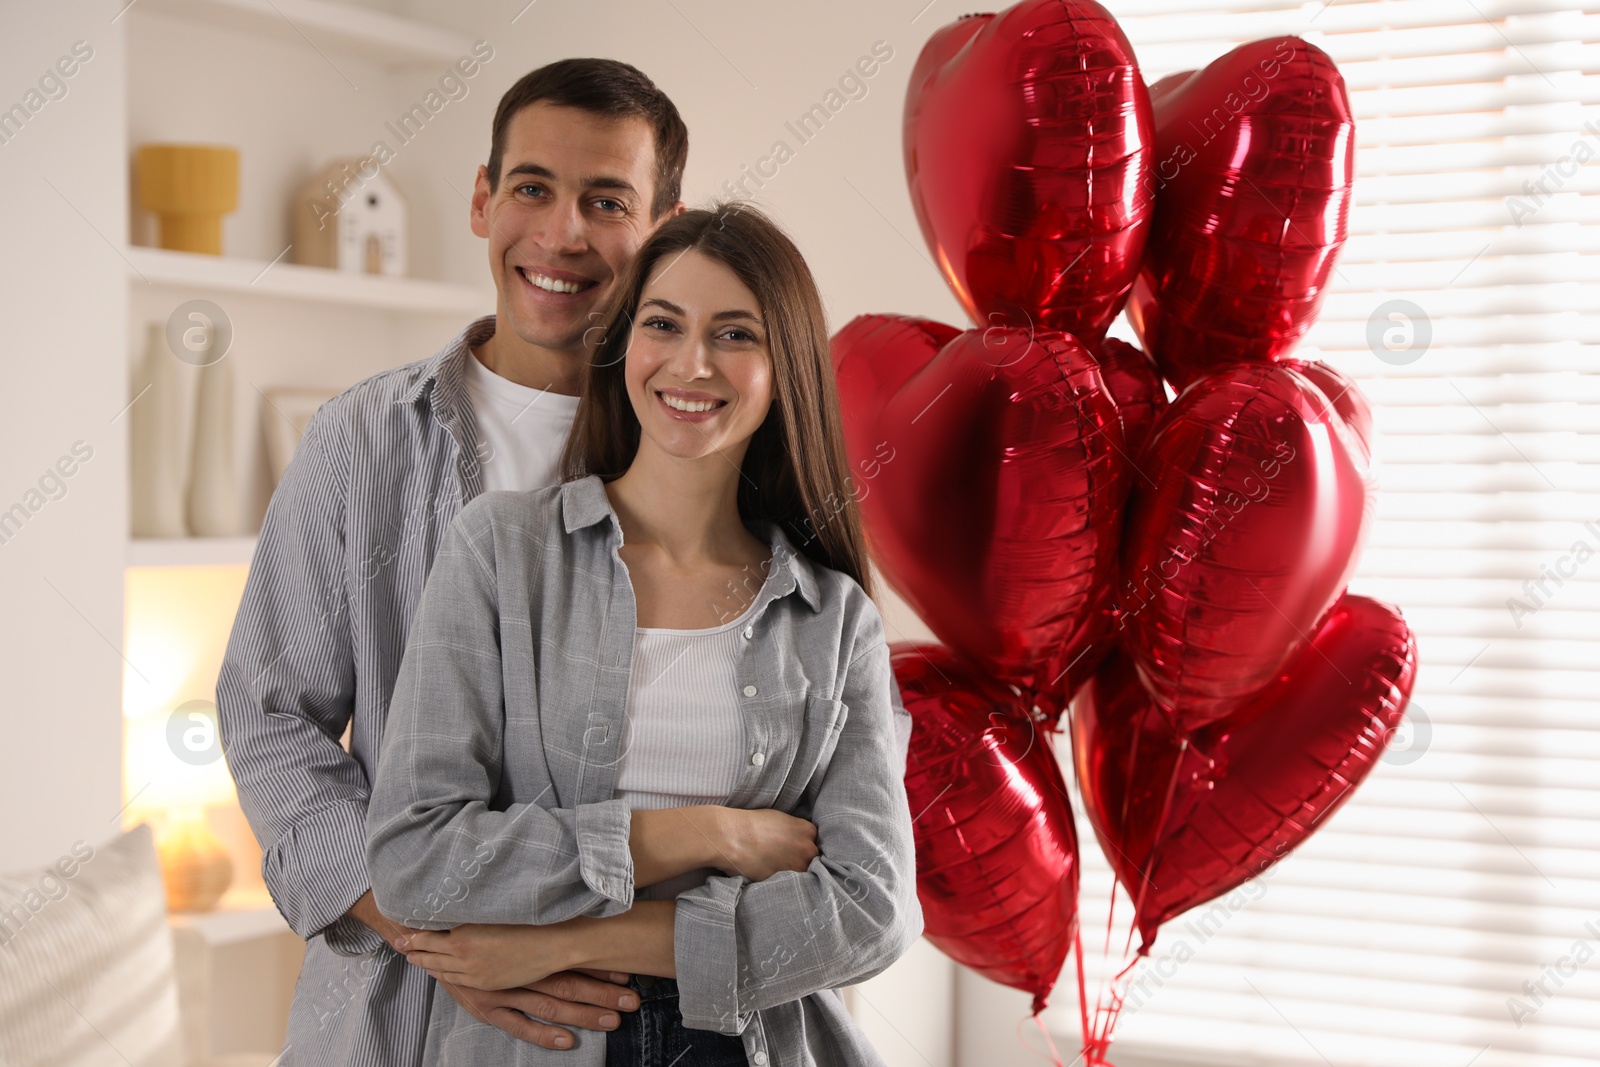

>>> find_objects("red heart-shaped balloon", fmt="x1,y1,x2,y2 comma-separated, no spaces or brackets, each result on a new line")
1092,337,1168,465
1116,361,1369,730
893,642,1079,1012
904,0,1155,341
1028,338,1169,722
1071,595,1416,951
834,314,1130,699
1125,37,1355,390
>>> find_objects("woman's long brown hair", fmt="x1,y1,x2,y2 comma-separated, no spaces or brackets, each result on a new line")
560,203,873,597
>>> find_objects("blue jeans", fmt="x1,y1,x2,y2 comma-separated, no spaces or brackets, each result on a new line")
605,975,748,1066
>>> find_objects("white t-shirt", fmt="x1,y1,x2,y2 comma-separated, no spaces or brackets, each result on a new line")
461,345,582,492
615,596,759,899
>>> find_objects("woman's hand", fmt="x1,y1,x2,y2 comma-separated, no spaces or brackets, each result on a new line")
630,805,820,885
397,923,576,992
714,807,819,881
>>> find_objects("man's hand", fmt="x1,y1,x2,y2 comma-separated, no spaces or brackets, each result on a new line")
345,891,637,1048
436,973,638,1051
346,889,412,951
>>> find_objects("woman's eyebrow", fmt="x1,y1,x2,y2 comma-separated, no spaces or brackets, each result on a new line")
640,297,763,325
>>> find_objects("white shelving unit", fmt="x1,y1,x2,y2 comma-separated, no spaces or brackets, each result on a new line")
129,246,492,315
118,7,488,1043
122,0,490,555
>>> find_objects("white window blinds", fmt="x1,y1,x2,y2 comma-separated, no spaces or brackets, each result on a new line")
1061,2,1600,1065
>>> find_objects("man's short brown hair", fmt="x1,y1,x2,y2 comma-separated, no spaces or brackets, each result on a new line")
486,58,688,220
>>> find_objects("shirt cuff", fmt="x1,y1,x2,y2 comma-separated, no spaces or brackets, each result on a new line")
673,875,750,1035
575,798,635,908
890,678,912,774
322,912,390,957
260,799,374,950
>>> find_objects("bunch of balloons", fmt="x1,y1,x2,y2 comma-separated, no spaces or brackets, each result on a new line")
829,0,1419,1053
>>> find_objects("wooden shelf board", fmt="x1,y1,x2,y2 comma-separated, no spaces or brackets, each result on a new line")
134,0,476,67
128,246,493,315
128,536,258,569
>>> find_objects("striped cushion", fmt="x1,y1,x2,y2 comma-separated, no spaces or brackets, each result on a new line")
0,824,184,1066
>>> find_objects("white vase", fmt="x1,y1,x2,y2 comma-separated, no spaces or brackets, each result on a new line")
186,346,238,537
129,323,188,538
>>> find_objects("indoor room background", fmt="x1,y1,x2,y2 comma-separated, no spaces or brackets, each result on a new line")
0,1,1594,1066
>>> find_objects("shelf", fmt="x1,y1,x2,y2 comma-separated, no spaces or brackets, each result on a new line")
169,896,290,947
128,536,258,569
134,0,476,67
128,247,493,315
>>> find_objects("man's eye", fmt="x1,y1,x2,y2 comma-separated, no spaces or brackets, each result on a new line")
517,184,546,198
595,198,625,212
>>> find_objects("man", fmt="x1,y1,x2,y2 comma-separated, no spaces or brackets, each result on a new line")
217,58,689,1064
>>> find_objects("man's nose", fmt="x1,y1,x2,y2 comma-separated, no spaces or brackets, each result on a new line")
538,196,588,254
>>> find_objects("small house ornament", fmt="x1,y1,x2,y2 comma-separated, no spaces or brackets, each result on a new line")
292,157,407,275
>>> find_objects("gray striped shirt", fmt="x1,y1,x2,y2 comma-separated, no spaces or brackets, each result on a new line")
217,317,916,1066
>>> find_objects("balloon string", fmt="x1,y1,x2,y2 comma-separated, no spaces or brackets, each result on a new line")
1088,717,1191,1061
1124,708,1190,957
1075,924,1092,1062
1089,883,1120,1057
1077,917,1132,1066
1093,953,1144,1058
1027,1009,1068,1067
1089,887,1138,1061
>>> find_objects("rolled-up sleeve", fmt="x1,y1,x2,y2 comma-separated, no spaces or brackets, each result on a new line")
673,599,923,1033
364,500,637,928
217,402,386,957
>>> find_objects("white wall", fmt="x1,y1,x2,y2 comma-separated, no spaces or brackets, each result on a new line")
0,2,128,868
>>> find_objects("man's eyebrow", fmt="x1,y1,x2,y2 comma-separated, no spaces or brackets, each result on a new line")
640,297,763,324
502,162,638,195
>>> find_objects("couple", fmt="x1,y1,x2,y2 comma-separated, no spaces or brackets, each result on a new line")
217,56,920,1067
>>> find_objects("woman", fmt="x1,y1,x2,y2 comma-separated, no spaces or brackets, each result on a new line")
365,204,921,1066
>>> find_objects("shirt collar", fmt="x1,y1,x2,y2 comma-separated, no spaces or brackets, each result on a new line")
395,314,498,415
560,474,824,614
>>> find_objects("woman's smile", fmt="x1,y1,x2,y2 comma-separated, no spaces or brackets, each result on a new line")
655,388,729,421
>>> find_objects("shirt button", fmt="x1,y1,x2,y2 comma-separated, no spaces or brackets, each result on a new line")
751,752,766,766
743,626,753,639
742,684,757,697
753,1053,769,1066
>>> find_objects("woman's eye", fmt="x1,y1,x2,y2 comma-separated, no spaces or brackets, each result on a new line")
721,328,759,344
643,317,677,333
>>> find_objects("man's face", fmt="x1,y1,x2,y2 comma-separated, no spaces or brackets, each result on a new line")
472,102,667,355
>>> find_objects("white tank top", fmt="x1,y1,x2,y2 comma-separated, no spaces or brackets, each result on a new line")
615,597,757,898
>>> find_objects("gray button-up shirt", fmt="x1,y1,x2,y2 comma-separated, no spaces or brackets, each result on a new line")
364,475,922,1065
217,316,916,1067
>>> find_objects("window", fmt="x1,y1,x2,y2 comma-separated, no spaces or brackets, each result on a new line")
1066,2,1600,1065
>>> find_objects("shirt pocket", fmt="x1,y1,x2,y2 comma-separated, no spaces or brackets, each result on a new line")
774,693,848,813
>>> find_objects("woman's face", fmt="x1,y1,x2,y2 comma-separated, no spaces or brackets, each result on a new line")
622,248,775,464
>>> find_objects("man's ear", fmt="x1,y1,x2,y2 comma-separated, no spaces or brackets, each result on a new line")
470,164,493,239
